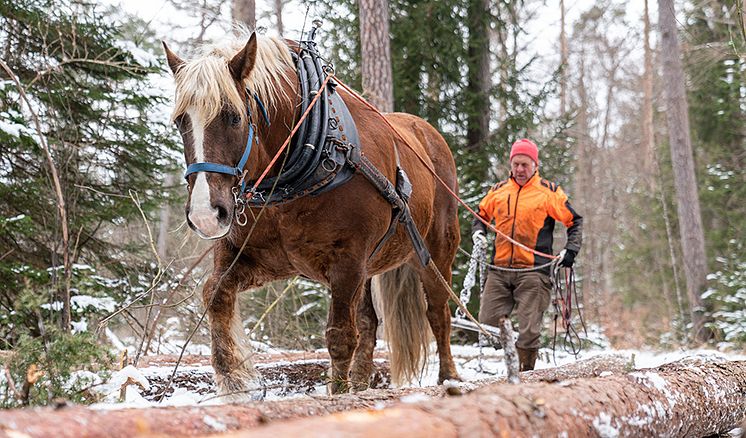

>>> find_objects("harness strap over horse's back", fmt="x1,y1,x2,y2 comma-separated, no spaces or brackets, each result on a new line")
237,37,431,266
245,41,359,206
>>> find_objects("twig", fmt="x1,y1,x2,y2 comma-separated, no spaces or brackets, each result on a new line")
3,366,21,401
0,60,72,333
142,246,212,355
0,249,15,262
250,277,299,333
73,183,130,198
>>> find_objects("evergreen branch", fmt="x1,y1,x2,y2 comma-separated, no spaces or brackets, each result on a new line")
0,59,72,334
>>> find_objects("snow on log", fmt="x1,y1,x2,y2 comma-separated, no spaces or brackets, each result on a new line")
0,355,629,438
216,358,746,438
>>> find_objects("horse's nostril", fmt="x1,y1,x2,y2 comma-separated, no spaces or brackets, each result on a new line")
216,205,229,222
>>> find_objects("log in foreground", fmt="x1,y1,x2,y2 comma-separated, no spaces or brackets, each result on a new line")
0,355,628,438
218,358,746,438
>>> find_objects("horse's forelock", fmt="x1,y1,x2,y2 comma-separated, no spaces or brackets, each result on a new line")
171,35,294,129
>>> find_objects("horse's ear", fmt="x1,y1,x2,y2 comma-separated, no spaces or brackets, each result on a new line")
228,32,258,82
162,41,185,75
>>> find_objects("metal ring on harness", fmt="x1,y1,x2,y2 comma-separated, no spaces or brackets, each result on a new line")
321,157,337,172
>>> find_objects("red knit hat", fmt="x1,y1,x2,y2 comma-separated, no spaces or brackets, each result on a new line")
510,138,539,164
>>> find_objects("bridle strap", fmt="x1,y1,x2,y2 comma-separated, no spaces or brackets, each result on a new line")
183,92,264,181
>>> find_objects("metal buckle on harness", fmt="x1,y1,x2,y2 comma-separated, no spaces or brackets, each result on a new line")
232,186,248,226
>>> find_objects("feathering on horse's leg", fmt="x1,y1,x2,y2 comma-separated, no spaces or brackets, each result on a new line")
326,266,367,394
202,270,261,401
350,279,378,392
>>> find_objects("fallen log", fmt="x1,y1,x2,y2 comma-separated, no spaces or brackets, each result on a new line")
0,354,628,438
140,358,390,400
215,358,746,438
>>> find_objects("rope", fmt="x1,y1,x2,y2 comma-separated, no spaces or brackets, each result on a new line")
427,259,500,342
330,76,557,261
457,247,556,273
247,73,334,194
550,265,588,364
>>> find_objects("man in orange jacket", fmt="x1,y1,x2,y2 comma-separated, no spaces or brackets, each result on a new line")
473,138,583,371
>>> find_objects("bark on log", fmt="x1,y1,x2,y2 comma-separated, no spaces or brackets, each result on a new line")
219,358,746,438
0,355,629,438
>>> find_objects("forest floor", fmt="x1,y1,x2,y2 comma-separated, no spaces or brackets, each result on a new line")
94,342,745,408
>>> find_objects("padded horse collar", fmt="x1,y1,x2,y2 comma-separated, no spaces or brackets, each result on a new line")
243,40,361,206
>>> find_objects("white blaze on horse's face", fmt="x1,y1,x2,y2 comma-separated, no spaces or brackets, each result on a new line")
186,108,230,240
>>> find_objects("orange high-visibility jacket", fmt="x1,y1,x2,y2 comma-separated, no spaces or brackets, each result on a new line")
473,172,583,269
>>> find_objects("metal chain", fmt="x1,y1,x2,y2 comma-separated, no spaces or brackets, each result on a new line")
457,237,487,318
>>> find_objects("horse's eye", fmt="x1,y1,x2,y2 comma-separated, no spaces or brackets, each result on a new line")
230,113,241,127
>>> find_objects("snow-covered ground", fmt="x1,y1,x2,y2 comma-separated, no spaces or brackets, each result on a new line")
89,342,746,410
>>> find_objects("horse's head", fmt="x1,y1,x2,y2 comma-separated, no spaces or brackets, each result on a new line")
163,33,293,239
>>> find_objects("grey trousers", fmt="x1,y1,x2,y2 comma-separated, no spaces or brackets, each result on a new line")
477,268,552,350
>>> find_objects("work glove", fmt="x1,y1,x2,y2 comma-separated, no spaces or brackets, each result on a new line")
472,229,487,247
559,248,577,268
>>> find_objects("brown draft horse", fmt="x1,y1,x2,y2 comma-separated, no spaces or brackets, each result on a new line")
163,31,461,397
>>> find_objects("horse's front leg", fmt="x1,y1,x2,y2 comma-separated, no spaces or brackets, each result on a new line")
326,265,366,394
350,279,377,391
202,265,260,400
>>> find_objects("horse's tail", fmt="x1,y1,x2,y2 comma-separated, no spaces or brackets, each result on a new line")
372,264,431,386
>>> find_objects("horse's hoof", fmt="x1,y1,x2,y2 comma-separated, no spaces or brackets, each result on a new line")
327,379,350,395
350,381,370,393
438,374,462,385
215,375,266,402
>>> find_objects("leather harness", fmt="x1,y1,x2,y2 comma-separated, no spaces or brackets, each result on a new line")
183,38,431,266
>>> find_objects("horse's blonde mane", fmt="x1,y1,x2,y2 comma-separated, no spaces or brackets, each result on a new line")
171,31,293,128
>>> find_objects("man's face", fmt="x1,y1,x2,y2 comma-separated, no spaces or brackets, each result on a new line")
510,154,537,186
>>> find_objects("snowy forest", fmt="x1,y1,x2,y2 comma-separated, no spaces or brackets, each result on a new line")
0,0,745,436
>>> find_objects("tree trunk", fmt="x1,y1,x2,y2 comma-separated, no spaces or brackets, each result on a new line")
0,355,633,438
274,0,284,36
466,0,492,151
358,0,394,112
222,359,746,437
559,0,568,115
232,0,256,31
642,0,655,182
658,0,710,342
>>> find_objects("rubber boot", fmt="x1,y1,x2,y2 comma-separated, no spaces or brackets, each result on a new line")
517,347,538,371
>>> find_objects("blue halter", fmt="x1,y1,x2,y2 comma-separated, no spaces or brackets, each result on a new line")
184,92,270,185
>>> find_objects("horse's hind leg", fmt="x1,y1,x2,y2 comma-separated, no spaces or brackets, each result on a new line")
350,279,378,391
326,265,366,394
418,261,460,383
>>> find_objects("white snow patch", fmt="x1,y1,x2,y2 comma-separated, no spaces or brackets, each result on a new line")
111,365,151,391
592,412,619,438
399,393,431,404
0,116,37,139
71,319,88,333
629,371,676,408
599,371,614,377
294,302,318,316
202,415,227,432
71,295,117,313
114,40,159,67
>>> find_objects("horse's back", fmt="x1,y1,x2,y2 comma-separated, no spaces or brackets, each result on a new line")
384,112,457,185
